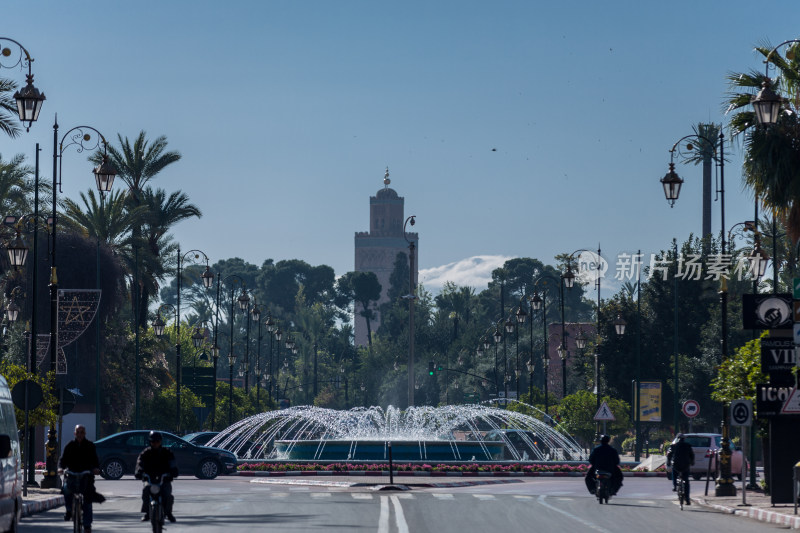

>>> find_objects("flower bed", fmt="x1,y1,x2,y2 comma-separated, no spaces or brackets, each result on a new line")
235,462,653,473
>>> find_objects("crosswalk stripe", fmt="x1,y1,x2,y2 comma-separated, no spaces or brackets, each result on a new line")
311,492,331,498
473,494,495,500
513,495,534,500
396,494,414,500
351,493,373,500
433,493,454,500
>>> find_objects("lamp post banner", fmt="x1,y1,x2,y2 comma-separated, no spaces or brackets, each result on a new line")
638,381,662,422
54,289,101,374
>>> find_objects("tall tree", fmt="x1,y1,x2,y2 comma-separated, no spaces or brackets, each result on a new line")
726,41,800,242
91,132,183,327
0,79,21,139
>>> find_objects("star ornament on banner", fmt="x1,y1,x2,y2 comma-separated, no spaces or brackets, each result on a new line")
36,290,101,374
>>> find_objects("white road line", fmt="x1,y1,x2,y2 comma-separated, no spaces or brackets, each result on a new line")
351,493,373,500
271,493,288,498
513,495,534,500
537,495,613,533
310,492,331,498
390,496,410,533
396,493,414,499
289,487,309,491
433,493,454,500
378,496,390,533
473,494,495,500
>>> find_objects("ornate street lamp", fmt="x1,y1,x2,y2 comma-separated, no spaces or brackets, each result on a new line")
749,40,800,126
6,228,28,269
613,314,627,336
0,38,45,130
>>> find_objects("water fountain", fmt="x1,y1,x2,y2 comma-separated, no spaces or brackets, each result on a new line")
207,401,585,463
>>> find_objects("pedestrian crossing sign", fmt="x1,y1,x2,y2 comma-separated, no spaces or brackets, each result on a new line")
593,401,616,421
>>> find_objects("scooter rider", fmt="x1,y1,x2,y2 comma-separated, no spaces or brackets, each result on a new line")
135,431,179,522
585,435,623,495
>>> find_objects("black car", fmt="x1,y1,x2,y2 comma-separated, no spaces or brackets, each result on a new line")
182,432,219,447
95,430,238,480
484,429,550,460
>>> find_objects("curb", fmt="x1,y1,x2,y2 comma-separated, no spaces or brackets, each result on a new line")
22,495,63,518
237,470,665,478
695,498,800,529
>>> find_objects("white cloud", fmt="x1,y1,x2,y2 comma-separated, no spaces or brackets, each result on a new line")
419,255,515,294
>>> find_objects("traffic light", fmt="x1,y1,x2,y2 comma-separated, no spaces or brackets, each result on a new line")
428,361,435,376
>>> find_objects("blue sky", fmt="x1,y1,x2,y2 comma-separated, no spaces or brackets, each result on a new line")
3,1,798,295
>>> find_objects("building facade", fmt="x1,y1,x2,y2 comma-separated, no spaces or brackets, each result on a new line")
354,169,418,346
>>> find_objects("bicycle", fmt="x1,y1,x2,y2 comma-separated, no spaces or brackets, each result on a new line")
674,467,687,510
63,469,92,533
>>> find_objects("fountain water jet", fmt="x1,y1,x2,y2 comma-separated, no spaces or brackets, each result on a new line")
208,402,585,462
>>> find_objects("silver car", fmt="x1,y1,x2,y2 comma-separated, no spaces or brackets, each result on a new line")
682,433,744,480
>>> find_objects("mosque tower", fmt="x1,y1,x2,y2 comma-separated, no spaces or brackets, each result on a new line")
354,168,418,346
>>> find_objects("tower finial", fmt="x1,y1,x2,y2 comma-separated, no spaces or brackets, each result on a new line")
384,167,390,188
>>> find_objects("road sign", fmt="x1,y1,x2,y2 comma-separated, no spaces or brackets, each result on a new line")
593,401,615,421
56,388,75,416
682,400,700,418
730,399,753,426
11,380,43,410
781,388,800,414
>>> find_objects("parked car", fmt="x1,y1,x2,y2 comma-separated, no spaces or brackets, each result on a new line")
0,376,22,532
95,430,238,480
483,429,550,460
182,431,218,447
681,433,745,480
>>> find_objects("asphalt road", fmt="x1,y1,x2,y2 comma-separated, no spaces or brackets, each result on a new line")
20,476,781,532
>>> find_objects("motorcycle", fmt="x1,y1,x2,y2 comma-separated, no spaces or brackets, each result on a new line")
595,470,612,504
142,474,170,532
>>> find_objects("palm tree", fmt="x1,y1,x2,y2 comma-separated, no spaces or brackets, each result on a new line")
0,152,33,214
91,132,183,327
0,79,21,139
680,123,721,242
60,189,143,249
136,187,201,326
726,41,800,243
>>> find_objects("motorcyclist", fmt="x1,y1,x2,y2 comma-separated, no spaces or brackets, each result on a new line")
666,433,694,503
585,435,623,495
59,424,102,533
135,431,179,522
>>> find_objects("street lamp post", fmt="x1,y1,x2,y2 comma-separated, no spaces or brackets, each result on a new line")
662,130,736,496
531,274,563,419
504,316,514,406
0,37,46,132
563,247,603,438
217,275,246,426
274,327,283,402
265,315,275,400
403,215,416,408
175,248,214,433
492,326,502,397
515,303,527,401
251,301,262,404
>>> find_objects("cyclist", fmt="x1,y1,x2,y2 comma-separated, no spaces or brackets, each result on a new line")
666,433,695,504
135,431,179,523
59,424,101,533
584,435,623,495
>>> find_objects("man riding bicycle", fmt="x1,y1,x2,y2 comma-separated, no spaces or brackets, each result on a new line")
135,431,179,523
59,424,101,533
667,433,695,504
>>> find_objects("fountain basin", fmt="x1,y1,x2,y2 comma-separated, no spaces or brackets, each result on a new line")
274,439,505,461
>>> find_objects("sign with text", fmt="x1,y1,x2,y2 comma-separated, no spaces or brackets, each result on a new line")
742,294,793,330
756,383,800,417
761,337,797,375
639,381,662,422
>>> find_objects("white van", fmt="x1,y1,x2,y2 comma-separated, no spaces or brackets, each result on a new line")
0,376,22,532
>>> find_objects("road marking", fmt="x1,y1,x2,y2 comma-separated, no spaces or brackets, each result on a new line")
378,496,390,533
390,496,410,533
289,487,309,491
513,495,534,500
270,493,288,498
537,495,613,533
473,494,495,500
310,492,331,498
396,493,414,499
433,493,454,500
351,493,373,500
